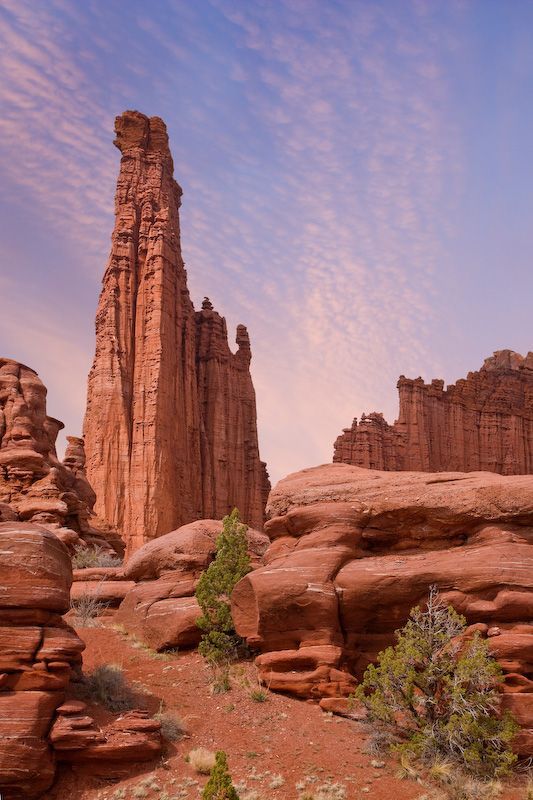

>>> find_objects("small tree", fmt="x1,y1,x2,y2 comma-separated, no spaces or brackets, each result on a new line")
355,586,517,778
196,509,251,688
202,751,239,799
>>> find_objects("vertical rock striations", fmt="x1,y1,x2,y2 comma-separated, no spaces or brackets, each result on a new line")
84,111,269,554
334,350,533,474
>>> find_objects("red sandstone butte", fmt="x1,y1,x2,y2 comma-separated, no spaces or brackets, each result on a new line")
333,350,533,474
232,463,533,753
84,111,269,554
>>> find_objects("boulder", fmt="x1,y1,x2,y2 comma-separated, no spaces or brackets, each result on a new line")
117,519,268,651
232,464,533,752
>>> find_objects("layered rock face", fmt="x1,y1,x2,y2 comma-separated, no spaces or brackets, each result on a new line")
232,463,533,753
334,350,533,474
84,111,269,554
0,522,161,799
0,358,109,550
115,518,269,651
0,522,85,798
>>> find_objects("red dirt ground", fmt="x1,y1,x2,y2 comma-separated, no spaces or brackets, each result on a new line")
42,622,528,800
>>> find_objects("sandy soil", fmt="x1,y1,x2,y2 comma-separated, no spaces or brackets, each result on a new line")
42,623,527,800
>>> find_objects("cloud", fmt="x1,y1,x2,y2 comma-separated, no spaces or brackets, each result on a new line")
0,0,466,483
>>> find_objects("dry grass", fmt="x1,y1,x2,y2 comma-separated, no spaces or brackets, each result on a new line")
70,593,108,626
154,709,186,741
79,664,137,712
188,746,217,774
72,545,122,569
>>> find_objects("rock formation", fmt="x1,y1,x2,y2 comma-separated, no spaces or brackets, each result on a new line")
0,358,114,551
115,518,269,651
84,111,269,554
232,463,533,754
333,350,533,474
0,522,161,799
0,522,85,799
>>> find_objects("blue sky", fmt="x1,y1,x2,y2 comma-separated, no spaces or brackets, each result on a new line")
1,0,533,482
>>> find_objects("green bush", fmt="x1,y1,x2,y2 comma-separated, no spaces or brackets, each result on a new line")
202,751,239,799
354,586,518,778
196,509,251,669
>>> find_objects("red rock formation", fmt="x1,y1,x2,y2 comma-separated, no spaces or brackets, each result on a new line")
84,111,269,555
0,522,85,798
0,523,161,799
115,518,269,651
232,463,533,753
0,358,115,551
334,350,533,474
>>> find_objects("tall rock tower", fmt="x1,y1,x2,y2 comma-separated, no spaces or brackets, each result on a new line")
84,111,269,553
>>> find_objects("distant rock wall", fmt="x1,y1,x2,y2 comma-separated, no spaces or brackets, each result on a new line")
334,350,533,474
84,111,269,554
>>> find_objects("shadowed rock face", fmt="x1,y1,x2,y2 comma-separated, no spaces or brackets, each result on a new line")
0,358,108,550
334,350,533,475
232,463,533,754
84,110,269,555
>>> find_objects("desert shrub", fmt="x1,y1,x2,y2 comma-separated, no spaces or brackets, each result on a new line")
196,509,251,669
189,747,217,775
70,593,108,626
154,709,186,741
202,751,239,799
354,586,518,778
72,545,121,569
80,664,136,712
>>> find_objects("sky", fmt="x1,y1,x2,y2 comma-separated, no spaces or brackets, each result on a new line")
1,0,533,484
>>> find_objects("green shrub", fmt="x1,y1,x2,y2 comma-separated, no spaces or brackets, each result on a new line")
202,751,239,799
354,586,518,778
196,509,251,667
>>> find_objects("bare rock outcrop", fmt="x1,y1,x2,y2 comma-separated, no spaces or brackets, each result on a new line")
84,111,269,555
0,358,116,552
334,350,533,474
0,523,161,800
0,523,85,798
116,519,269,651
232,463,533,753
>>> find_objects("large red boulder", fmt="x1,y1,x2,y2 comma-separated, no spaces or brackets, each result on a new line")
116,519,268,651
232,464,533,752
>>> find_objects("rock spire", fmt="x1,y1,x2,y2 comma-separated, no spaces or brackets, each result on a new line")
84,111,269,553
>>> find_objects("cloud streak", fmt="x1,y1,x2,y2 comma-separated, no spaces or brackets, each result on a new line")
0,0,473,481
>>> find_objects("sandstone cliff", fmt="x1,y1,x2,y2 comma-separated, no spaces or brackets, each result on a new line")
334,350,533,474
84,111,269,554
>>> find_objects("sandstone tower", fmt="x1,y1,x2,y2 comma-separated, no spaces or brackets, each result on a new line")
84,111,269,552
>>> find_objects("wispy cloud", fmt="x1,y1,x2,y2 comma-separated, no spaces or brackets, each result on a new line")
0,0,468,480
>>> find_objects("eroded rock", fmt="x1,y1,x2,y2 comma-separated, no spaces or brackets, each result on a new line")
232,464,533,752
